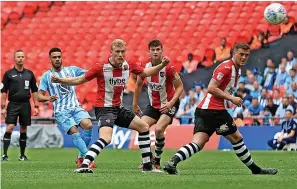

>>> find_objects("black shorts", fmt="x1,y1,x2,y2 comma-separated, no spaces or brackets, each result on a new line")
193,108,237,136
95,106,136,128
142,101,179,123
6,101,31,126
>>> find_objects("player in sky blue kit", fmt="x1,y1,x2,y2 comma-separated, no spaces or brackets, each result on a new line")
37,47,96,168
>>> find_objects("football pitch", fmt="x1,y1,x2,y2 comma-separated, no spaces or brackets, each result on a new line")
1,148,296,189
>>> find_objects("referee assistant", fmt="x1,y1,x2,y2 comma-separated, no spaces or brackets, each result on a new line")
1,50,39,161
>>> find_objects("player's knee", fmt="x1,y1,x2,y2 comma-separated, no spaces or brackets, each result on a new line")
81,119,93,130
137,122,150,133
6,124,14,133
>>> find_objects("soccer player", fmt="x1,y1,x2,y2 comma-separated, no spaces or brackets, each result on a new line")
1,50,39,161
37,48,95,168
51,39,170,173
133,40,183,169
163,42,278,175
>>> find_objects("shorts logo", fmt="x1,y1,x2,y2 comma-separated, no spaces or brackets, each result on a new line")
160,72,165,77
106,119,110,123
169,106,176,115
123,64,128,70
217,72,224,80
216,123,229,134
24,80,29,89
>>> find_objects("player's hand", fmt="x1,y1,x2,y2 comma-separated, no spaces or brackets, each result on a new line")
160,102,173,114
133,104,142,117
34,107,39,116
48,95,58,102
230,96,242,107
1,109,6,118
161,56,170,66
51,75,60,83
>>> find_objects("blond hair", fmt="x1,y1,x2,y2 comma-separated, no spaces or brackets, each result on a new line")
110,39,126,50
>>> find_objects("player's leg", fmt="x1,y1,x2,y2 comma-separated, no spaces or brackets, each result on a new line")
55,110,88,164
2,124,14,161
224,125,278,175
18,102,32,161
276,137,296,150
153,114,171,168
74,107,116,173
164,109,214,174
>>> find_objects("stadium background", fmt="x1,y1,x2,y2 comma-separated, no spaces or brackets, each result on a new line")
1,1,297,151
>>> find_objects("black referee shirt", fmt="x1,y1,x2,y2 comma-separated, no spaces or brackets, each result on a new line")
1,67,38,102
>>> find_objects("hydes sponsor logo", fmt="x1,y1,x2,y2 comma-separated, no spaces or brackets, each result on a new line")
109,78,126,86
149,83,163,91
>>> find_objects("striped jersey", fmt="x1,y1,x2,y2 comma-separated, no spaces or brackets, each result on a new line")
85,60,144,107
198,59,240,110
140,63,178,109
38,66,86,112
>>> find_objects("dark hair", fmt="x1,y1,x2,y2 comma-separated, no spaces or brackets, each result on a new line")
14,50,24,57
148,39,163,49
49,47,62,56
234,42,250,51
286,109,293,114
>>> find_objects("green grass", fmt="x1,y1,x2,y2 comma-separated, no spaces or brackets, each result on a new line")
1,148,297,189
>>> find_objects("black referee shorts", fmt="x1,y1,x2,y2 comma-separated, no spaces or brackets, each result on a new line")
193,108,237,137
95,106,136,129
6,101,31,126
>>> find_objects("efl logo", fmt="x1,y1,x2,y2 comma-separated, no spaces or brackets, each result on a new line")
109,78,126,86
217,72,224,80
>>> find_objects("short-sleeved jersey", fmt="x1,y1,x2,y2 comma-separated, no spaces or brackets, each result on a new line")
85,60,144,107
38,66,85,112
281,119,297,138
1,67,38,102
140,63,178,109
198,59,240,110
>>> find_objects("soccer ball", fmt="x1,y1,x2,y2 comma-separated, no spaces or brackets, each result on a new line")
264,3,287,25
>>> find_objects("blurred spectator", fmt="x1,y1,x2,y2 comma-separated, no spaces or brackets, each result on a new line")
181,53,199,74
287,82,297,99
245,74,256,91
237,88,252,102
214,38,231,62
278,57,290,73
178,89,188,114
267,109,297,150
258,88,268,107
237,82,245,91
265,97,278,116
234,113,245,127
39,103,53,118
250,81,262,98
242,100,251,118
280,17,295,36
272,88,282,105
248,98,264,117
275,96,294,122
263,60,276,90
288,94,297,115
287,50,296,68
249,31,267,50
253,68,264,84
274,63,289,88
264,58,274,77
239,69,253,84
285,68,297,90
262,107,273,126
193,84,205,103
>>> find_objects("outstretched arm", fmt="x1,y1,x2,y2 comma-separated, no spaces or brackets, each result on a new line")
132,77,144,116
138,56,170,78
37,90,58,102
51,75,88,86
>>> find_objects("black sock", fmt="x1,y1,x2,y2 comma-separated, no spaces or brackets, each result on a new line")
81,138,108,168
232,139,261,173
154,137,165,164
19,133,27,156
3,132,12,156
138,131,153,170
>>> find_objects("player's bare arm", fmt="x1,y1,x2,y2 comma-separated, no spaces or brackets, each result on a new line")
37,90,58,102
208,79,242,107
1,92,7,117
51,75,88,85
160,74,183,113
139,56,170,78
132,77,144,116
